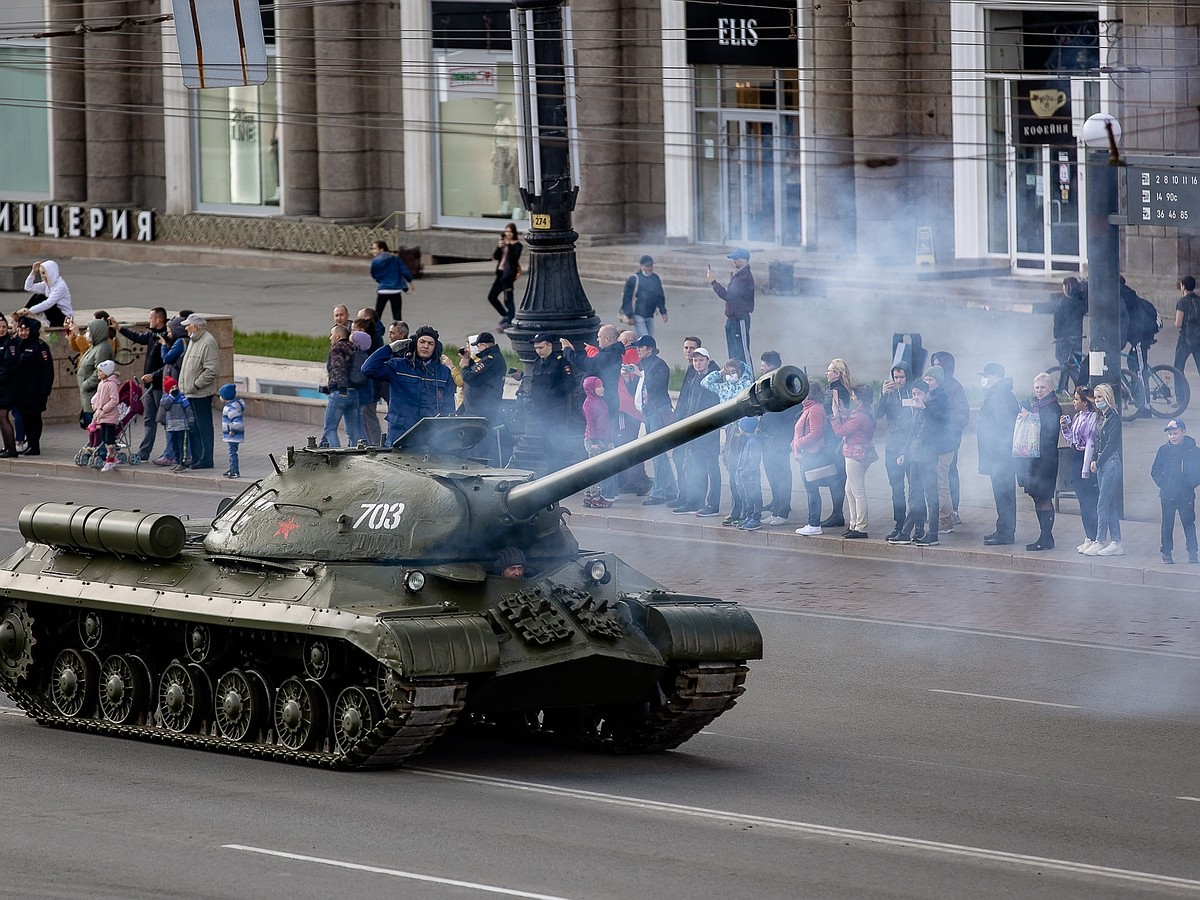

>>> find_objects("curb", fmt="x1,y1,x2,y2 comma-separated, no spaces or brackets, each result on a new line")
7,455,1196,591
570,511,1200,590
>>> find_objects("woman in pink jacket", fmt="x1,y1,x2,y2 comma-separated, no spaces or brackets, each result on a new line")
90,359,121,472
791,382,832,535
831,383,878,538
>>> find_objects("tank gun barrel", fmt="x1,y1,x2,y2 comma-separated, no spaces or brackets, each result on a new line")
505,365,808,521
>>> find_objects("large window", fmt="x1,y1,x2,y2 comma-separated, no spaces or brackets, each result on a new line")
192,2,279,211
432,2,519,226
693,66,802,246
0,47,50,197
982,8,1100,268
194,69,280,210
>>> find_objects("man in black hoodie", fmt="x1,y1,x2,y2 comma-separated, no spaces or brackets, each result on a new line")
1151,418,1200,564
119,306,169,461
976,363,1020,546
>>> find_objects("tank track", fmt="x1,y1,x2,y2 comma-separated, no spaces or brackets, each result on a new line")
0,605,467,770
478,661,749,754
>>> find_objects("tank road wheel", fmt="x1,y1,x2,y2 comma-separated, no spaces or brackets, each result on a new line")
51,648,98,718
333,685,383,754
273,677,327,751
158,660,211,734
98,654,150,725
185,623,216,664
214,669,263,742
0,601,36,683
78,611,106,651
303,639,334,681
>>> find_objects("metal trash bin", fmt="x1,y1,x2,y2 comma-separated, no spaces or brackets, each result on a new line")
768,260,794,294
1054,445,1078,513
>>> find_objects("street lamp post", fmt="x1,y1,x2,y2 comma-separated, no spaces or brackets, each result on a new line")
1080,112,1123,507
505,0,599,470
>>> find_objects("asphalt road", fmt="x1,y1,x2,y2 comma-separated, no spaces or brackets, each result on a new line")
1,473,1199,899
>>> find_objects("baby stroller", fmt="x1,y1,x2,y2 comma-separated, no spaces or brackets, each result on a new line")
75,379,146,468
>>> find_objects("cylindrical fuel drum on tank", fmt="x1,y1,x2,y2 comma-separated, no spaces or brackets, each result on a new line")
18,503,186,560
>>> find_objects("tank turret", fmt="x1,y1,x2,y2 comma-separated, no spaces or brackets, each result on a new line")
199,366,807,564
0,367,806,769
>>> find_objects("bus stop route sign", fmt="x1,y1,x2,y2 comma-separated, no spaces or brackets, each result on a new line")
1123,155,1200,229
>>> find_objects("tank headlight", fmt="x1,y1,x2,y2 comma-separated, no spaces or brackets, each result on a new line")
404,570,427,592
586,560,608,583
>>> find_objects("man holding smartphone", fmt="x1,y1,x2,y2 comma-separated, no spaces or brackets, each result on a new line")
706,249,754,365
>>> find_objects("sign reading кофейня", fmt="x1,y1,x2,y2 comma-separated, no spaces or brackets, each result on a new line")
1013,80,1074,147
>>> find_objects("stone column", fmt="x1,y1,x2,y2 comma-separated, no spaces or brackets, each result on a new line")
1120,3,1200,291
279,0,318,216
83,0,132,204
312,1,366,218
849,0,913,262
50,0,86,202
808,0,856,253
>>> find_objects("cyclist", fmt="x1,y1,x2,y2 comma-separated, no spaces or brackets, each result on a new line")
1052,277,1087,393
1122,275,1159,419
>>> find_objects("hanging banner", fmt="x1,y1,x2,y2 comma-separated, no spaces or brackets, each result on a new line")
1013,80,1074,146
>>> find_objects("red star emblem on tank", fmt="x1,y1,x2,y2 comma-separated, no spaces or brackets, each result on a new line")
275,517,299,538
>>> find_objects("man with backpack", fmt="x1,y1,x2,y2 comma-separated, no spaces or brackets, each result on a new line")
1122,276,1161,418
1174,275,1200,378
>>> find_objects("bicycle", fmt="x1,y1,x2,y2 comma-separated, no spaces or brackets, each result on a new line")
1046,348,1189,422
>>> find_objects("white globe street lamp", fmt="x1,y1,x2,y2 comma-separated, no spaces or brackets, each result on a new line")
1081,113,1122,152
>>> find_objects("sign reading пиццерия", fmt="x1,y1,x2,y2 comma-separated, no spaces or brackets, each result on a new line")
0,202,156,242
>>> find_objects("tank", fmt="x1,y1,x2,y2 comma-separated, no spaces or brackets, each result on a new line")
0,366,807,768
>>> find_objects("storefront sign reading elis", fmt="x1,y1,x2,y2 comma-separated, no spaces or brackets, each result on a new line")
0,202,156,242
685,0,798,68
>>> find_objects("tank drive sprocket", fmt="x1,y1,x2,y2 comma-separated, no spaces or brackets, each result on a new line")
0,601,36,684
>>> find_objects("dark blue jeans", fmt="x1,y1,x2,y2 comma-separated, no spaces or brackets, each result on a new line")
725,316,751,365
1161,495,1197,556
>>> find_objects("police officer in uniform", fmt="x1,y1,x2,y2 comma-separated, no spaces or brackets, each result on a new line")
530,332,578,474
459,331,506,465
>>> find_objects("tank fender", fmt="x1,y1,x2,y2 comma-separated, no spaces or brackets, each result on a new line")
636,593,764,661
380,613,501,677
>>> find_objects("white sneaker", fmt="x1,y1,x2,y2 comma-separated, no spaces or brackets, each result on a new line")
765,516,788,527
1096,541,1125,556
101,460,117,473
1076,540,1094,553
1082,542,1103,556
15,441,28,453
795,525,823,536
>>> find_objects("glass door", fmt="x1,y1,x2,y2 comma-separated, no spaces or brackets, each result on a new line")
723,114,777,244
1012,143,1080,273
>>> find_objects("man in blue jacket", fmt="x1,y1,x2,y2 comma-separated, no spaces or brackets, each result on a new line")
370,240,414,322
362,324,455,445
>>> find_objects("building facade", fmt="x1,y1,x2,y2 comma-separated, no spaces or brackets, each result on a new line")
0,1,1197,284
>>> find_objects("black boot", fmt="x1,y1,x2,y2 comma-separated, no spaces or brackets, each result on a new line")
1026,508,1055,551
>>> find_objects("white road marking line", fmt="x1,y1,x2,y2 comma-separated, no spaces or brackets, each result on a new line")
746,606,1200,661
1178,797,1200,803
410,768,1200,893
928,689,1082,709
222,844,576,900
0,707,27,717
